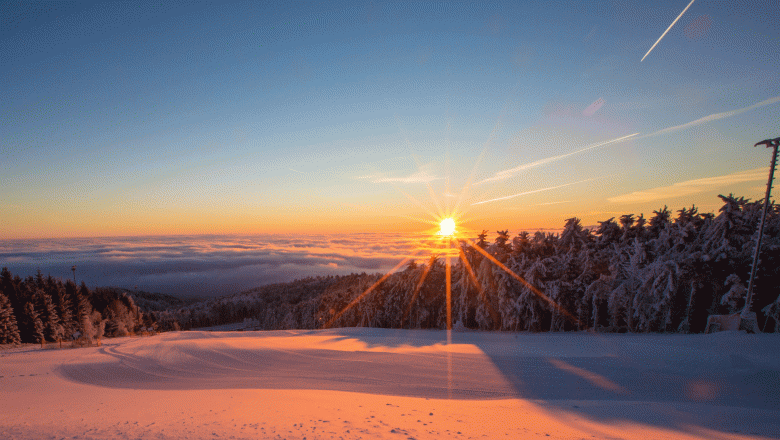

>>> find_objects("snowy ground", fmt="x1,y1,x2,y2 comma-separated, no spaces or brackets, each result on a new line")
1,329,779,440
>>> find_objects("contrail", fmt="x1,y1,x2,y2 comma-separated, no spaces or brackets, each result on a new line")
471,178,593,206
644,96,780,138
477,133,638,185
641,0,695,62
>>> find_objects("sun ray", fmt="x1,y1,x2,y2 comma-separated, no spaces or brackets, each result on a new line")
457,248,480,289
445,105,452,215
448,214,491,228
397,215,443,227
346,210,443,228
411,151,447,219
390,183,441,222
547,358,628,394
446,247,453,400
462,237,585,329
452,120,500,218
457,247,501,326
402,254,437,327
395,114,446,219
446,250,452,331
324,252,420,329
363,162,442,221
452,81,521,217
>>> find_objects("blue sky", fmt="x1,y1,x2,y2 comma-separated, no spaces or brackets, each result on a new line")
2,0,779,238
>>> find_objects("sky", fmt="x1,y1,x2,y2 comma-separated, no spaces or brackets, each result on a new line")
2,0,779,241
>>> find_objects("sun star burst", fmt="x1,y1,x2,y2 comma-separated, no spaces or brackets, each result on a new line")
438,217,456,236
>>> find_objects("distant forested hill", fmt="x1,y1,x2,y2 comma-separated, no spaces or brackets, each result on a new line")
101,287,204,312
154,194,780,334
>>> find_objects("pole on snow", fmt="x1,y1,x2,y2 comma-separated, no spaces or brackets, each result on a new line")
743,137,779,318
705,137,777,333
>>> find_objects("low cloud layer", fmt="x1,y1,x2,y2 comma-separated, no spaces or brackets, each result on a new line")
0,234,458,298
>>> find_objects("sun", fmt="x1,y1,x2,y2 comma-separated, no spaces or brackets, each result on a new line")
437,217,456,236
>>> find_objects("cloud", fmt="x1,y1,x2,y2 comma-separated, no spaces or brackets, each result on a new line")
536,200,570,206
0,234,447,297
607,167,768,204
582,97,605,116
369,171,440,183
477,133,638,185
472,179,593,206
357,163,441,184
646,96,780,138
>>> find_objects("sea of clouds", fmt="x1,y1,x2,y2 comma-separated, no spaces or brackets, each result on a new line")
0,233,465,298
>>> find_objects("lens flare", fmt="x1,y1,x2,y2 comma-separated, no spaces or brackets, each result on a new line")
438,218,456,236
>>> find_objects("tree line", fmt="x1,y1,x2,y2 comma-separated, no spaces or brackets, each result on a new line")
3,194,778,342
0,269,149,345
159,194,780,334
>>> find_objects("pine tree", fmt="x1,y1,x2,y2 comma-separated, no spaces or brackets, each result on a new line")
75,282,93,338
762,294,780,333
0,293,21,344
24,302,44,344
36,291,62,342
648,206,671,238
56,283,75,339
559,217,588,253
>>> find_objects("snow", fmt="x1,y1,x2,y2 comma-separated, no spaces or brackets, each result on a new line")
1,328,779,439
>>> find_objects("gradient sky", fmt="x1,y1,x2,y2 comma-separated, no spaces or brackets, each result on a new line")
2,0,778,239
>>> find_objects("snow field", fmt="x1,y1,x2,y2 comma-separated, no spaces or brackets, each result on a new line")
1,328,779,439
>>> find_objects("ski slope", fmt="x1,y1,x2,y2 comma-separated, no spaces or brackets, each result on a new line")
1,328,779,439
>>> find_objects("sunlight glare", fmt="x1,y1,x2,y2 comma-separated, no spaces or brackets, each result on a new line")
438,217,456,236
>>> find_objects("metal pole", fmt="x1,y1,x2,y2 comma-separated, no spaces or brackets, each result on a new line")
71,265,76,285
743,137,779,317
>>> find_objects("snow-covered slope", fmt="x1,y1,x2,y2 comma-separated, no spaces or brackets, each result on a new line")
1,329,779,439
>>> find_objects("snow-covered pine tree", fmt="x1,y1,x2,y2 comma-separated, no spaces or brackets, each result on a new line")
514,257,551,331
35,290,62,342
452,245,481,329
91,310,105,345
55,283,75,339
559,217,589,254
647,207,673,257
475,256,501,330
24,302,44,344
75,285,94,341
762,294,780,332
595,218,621,249
0,293,21,344
720,274,747,311
619,214,635,244
634,260,680,332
